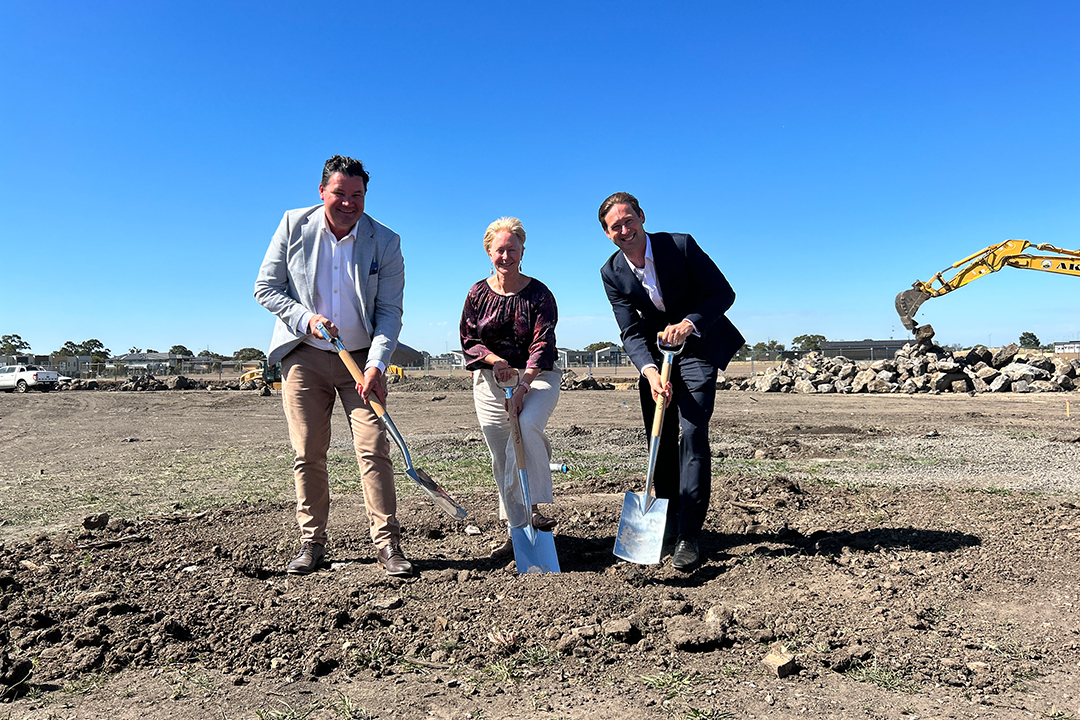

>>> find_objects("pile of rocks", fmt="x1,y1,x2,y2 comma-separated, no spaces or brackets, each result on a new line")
560,369,616,391
738,325,1079,394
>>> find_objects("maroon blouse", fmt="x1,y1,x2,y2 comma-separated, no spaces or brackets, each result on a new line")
460,278,558,371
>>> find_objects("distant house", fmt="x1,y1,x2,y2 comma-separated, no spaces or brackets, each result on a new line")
557,346,625,369
1054,340,1080,357
819,340,906,361
110,352,179,374
52,355,92,376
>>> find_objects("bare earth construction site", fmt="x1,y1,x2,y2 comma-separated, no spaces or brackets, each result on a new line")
1,380,1079,719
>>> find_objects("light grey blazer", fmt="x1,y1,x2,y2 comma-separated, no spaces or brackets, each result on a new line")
254,205,404,368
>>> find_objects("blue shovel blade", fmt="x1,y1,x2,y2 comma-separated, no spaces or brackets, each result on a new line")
510,526,560,573
613,492,669,564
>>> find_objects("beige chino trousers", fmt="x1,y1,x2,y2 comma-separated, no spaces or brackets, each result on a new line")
282,343,399,548
472,368,560,529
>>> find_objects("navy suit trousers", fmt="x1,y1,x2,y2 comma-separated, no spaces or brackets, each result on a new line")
638,354,717,539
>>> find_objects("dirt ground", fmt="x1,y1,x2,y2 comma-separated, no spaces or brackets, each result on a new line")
1,377,1080,719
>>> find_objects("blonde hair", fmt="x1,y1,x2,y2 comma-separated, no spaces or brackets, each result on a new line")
483,217,526,254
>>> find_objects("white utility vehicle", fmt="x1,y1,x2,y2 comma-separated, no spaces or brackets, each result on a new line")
0,365,59,393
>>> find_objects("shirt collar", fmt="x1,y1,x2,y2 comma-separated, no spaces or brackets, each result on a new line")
319,211,360,242
623,234,654,273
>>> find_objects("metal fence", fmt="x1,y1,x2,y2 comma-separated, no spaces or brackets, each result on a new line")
25,359,258,381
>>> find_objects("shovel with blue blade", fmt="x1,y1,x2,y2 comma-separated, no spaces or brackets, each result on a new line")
497,372,560,574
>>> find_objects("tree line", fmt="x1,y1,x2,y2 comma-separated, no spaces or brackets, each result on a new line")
0,334,267,363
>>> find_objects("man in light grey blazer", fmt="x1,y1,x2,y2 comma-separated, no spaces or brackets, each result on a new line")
255,155,412,577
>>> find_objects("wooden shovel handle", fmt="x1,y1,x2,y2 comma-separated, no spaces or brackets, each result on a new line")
321,327,388,419
650,355,673,437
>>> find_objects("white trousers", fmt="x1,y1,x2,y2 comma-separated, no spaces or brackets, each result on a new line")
472,368,560,528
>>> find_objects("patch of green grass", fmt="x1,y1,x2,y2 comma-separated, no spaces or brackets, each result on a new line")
983,637,1029,661
254,700,318,720
169,666,218,699
350,637,391,670
640,670,696,698
482,659,521,683
521,643,562,666
61,672,111,695
684,710,736,720
329,692,370,719
1041,708,1076,720
844,661,920,693
890,455,942,467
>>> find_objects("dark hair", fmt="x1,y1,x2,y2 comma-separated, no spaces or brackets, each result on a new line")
598,192,644,230
321,155,370,187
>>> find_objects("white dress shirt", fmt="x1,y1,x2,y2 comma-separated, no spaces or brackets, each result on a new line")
623,235,698,375
624,236,667,312
300,215,380,369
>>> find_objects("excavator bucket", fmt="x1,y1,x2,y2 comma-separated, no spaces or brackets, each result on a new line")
895,288,932,332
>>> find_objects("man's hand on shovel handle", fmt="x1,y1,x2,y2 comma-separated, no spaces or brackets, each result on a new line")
643,366,672,405
660,320,694,347
358,366,387,406
309,315,337,339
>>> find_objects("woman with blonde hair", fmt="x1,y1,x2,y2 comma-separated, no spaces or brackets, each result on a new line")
460,217,561,562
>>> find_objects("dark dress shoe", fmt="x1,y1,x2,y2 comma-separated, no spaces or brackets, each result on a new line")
671,537,700,572
377,543,415,577
490,537,514,563
287,542,325,575
531,512,558,532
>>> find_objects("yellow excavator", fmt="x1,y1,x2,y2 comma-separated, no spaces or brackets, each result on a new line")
895,239,1080,331
241,362,403,388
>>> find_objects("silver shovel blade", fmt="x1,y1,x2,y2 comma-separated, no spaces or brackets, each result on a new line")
510,526,560,573
407,468,468,520
613,492,669,564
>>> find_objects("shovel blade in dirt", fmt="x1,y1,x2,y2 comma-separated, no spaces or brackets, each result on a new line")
613,492,669,564
499,373,560,574
510,525,560,573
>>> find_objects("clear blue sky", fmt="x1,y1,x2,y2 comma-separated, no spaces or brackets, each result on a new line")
3,2,1079,358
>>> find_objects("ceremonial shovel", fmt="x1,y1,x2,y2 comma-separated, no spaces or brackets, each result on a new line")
316,323,467,520
497,372,560,574
613,334,683,564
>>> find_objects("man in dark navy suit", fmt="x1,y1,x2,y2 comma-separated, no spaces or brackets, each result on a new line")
599,192,744,571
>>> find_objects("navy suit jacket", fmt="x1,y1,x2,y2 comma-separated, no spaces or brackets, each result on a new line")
601,232,744,372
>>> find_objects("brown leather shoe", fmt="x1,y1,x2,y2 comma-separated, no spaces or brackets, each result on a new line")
531,512,558,532
490,537,514,563
287,542,325,575
377,543,415,577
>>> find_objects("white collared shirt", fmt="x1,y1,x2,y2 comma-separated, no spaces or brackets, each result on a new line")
624,236,667,312
300,214,374,363
623,234,699,375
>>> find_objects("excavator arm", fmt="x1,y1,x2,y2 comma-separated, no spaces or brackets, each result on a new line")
896,239,1080,331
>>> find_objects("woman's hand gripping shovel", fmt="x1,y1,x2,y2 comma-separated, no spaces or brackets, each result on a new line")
613,333,683,564
316,322,467,521
497,371,560,574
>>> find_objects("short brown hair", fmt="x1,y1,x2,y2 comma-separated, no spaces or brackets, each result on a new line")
598,192,644,231
483,217,526,254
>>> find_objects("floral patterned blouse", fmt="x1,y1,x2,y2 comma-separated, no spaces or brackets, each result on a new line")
459,278,558,371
